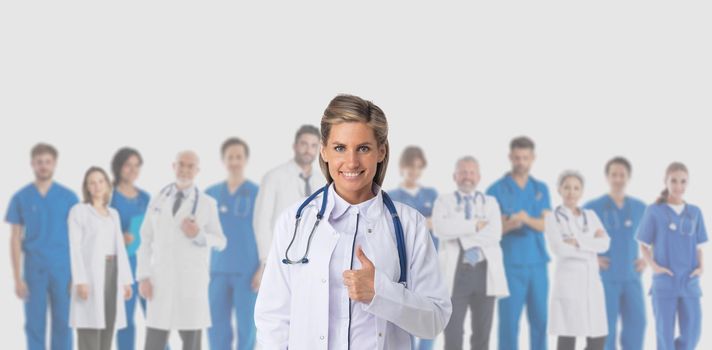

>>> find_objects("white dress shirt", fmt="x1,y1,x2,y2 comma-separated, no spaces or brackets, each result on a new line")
327,188,378,350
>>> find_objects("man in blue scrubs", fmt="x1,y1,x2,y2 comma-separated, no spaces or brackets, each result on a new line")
206,137,260,349
486,136,550,350
584,157,647,350
6,143,79,350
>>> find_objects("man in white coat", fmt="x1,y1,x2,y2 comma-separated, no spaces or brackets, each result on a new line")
432,156,509,350
252,125,322,289
137,151,227,350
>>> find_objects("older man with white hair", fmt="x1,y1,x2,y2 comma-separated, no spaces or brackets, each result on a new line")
137,151,227,350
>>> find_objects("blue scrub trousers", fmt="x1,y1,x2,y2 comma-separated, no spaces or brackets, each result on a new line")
602,278,646,350
116,255,147,350
651,296,701,350
208,273,257,350
498,264,548,350
24,263,72,350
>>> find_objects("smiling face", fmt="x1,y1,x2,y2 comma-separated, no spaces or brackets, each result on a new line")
173,151,200,187
86,170,110,205
665,170,688,203
453,159,480,193
293,133,320,167
320,122,386,203
31,153,57,182
120,154,142,185
559,176,583,209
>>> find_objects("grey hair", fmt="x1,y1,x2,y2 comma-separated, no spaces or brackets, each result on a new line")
455,155,479,170
558,170,585,188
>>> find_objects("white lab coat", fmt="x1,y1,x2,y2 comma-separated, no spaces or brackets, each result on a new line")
545,207,610,337
432,192,509,298
254,183,452,350
253,159,322,263
136,186,227,330
68,203,133,329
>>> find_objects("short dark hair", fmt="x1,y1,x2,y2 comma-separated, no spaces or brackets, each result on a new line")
221,137,250,158
31,143,58,159
509,136,535,151
605,156,632,176
294,124,320,144
111,147,143,186
399,146,427,168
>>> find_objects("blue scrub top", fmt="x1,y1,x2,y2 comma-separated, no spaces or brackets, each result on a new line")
206,180,260,275
636,203,708,298
585,195,646,282
5,182,79,269
486,174,551,266
387,186,438,218
110,188,150,256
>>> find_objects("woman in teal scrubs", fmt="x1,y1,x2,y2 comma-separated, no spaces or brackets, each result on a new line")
109,147,151,350
387,146,438,350
637,162,706,350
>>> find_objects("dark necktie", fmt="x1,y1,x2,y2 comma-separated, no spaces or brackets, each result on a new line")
300,173,312,196
172,191,184,216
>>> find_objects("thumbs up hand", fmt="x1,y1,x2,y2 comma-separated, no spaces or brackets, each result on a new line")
343,245,376,303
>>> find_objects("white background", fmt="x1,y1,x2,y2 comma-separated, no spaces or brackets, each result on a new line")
1,1,710,349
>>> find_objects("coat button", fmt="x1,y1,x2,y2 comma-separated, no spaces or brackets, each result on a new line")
368,228,373,234
320,335,325,340
378,332,383,337
321,278,327,283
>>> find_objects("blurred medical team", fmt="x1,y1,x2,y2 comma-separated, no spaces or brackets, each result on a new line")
4,94,707,350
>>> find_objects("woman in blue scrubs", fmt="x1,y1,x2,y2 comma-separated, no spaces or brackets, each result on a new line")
637,162,706,350
387,146,438,350
109,147,151,350
584,157,647,350
206,137,260,350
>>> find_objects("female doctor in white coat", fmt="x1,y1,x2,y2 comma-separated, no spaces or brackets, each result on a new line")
68,167,133,350
545,171,610,350
254,94,452,350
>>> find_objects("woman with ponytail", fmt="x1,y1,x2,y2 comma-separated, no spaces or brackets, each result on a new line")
636,162,707,350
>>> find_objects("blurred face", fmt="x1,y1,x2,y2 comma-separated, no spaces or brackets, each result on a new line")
559,176,583,208
120,155,142,185
453,160,480,193
86,171,110,204
173,152,200,187
606,163,630,194
320,122,386,200
223,144,248,178
509,148,535,176
31,153,56,182
665,170,688,203
401,158,424,185
293,133,320,166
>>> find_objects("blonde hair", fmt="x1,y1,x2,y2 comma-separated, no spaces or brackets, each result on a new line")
319,94,390,186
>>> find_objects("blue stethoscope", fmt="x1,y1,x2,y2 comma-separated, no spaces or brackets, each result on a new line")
154,184,200,216
555,205,589,235
454,191,487,219
217,182,251,217
281,183,408,287
665,204,695,236
603,199,633,230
